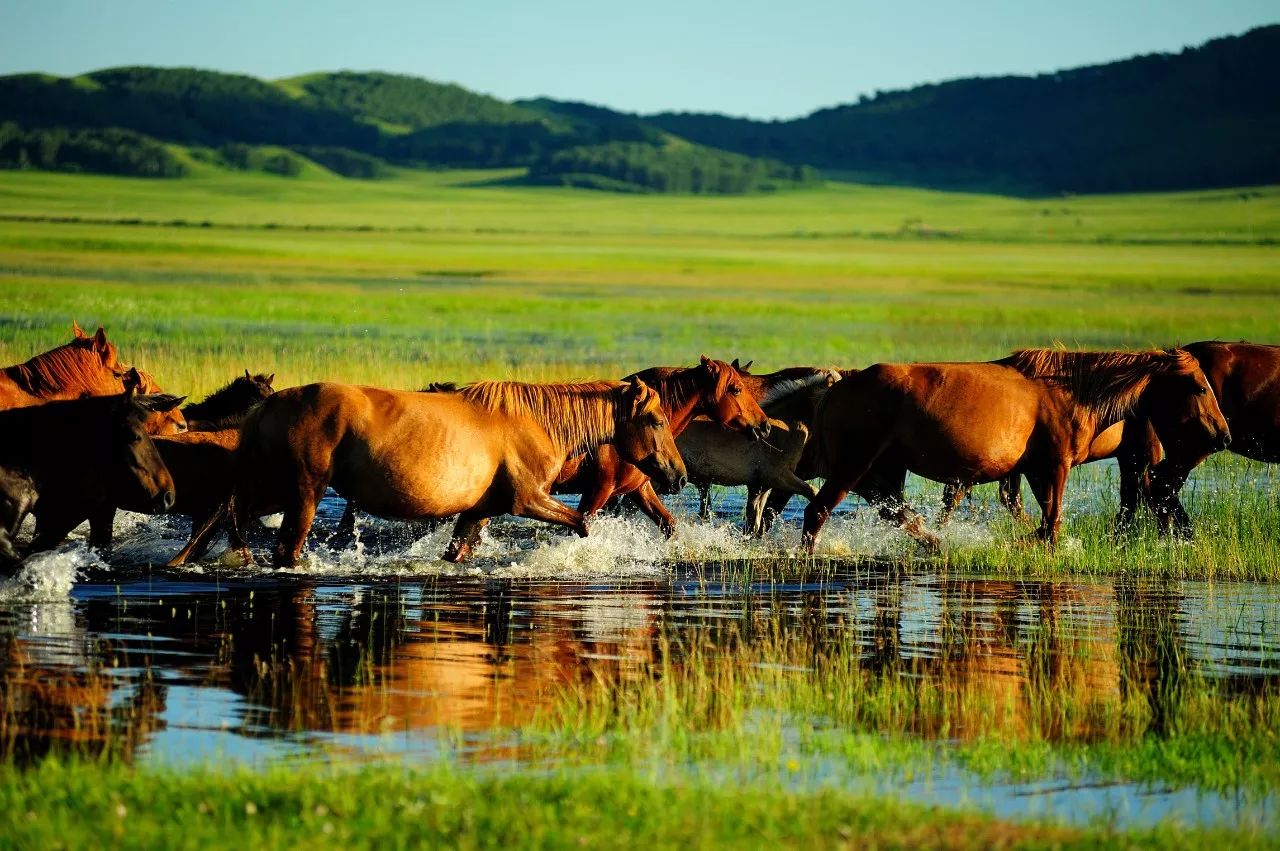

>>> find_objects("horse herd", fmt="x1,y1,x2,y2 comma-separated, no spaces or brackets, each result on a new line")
0,322,1276,573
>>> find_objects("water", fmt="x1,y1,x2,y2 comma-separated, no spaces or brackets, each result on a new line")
1,478,1278,831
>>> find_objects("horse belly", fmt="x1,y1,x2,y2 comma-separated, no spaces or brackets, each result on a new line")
905,394,1034,483
333,422,500,520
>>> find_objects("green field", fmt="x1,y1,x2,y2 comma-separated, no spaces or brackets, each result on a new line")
3,168,1280,846
1,168,1278,396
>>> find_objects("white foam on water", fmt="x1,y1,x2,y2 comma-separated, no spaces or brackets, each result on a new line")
0,542,102,602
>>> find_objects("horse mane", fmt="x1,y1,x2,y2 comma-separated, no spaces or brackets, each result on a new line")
627,364,715,417
182,373,275,428
759,369,840,407
1000,348,1200,422
458,380,641,456
3,339,122,397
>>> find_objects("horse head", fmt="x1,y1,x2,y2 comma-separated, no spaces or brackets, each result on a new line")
698,355,771,440
107,370,181,513
1143,349,1231,454
615,377,688,494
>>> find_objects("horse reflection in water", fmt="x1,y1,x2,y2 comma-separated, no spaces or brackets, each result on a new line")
0,576,1234,759
218,584,664,750
0,604,166,763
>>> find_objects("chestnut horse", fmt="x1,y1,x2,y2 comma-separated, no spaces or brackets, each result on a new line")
0,373,180,568
0,322,188,435
802,349,1229,552
1148,341,1279,537
0,322,124,409
230,378,685,566
94,371,277,563
552,357,770,536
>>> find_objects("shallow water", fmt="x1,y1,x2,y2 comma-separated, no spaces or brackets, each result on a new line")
1,474,1278,831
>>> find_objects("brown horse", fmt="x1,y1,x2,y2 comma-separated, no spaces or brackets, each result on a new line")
802,349,1229,552
0,322,125,410
0,372,180,568
94,371,278,564
230,378,685,566
552,357,770,536
1148,341,1279,537
133,369,188,436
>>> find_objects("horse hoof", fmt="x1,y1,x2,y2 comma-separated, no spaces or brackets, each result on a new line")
441,543,470,563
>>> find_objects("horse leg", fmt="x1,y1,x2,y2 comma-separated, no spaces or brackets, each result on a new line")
863,465,939,552
166,504,225,567
743,487,769,537
331,499,359,549
443,513,492,563
939,483,965,527
1148,454,1206,540
574,470,616,522
630,481,677,538
697,483,713,520
516,489,589,538
273,479,327,568
1026,461,1070,545
29,510,85,555
762,488,795,534
87,505,115,555
999,474,1027,522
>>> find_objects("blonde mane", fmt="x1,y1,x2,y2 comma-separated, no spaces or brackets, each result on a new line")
1001,348,1201,422
458,380,657,456
3,339,123,398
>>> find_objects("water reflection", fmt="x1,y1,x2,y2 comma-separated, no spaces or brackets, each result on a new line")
0,571,1276,765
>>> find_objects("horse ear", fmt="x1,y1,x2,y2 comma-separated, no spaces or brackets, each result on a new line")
72,320,87,339
244,369,251,380
265,373,275,385
740,360,753,372
700,354,712,368
122,367,142,398
92,327,109,355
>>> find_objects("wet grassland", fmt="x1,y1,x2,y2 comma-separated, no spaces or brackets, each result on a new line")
1,168,1279,846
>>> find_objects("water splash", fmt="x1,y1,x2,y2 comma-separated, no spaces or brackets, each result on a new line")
0,542,102,602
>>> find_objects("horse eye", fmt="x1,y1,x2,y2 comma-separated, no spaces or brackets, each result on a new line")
729,385,742,395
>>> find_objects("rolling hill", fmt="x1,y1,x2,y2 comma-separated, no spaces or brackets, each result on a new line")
0,24,1276,194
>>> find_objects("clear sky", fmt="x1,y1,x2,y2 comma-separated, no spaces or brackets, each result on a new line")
3,0,1276,119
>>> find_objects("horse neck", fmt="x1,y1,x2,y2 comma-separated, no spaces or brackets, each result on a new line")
649,370,705,435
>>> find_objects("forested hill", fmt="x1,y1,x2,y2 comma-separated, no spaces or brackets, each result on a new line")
648,25,1280,193
0,25,1276,194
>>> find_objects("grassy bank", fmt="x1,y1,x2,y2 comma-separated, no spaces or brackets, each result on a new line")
1,760,1271,850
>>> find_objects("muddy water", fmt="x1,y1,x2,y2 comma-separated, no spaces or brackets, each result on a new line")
0,480,1277,830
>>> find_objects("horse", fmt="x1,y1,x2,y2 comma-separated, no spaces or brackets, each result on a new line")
181,370,276,431
1147,341,1279,537
228,377,686,566
132,369,188,436
552,357,770,537
678,418,813,536
801,349,1230,553
0,370,181,569
0,321,125,410
93,372,278,564
689,367,844,529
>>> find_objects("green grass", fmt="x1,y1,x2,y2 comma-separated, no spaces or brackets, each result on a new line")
11,760,1266,850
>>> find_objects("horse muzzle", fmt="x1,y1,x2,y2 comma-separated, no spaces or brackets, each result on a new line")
153,488,176,514
750,420,772,441
1216,430,1232,451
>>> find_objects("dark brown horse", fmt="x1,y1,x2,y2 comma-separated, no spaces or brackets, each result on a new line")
1148,341,1279,537
802,349,1229,552
181,370,276,431
0,373,180,568
0,322,125,410
230,378,685,566
552,357,770,536
96,372,278,564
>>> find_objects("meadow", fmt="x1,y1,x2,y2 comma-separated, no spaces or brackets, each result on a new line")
1,167,1279,846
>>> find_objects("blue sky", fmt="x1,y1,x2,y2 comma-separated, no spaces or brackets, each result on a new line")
4,0,1276,119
